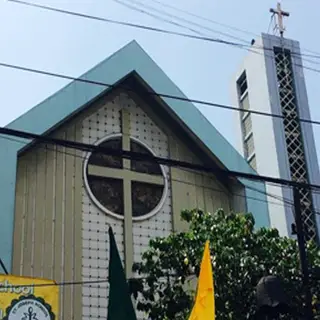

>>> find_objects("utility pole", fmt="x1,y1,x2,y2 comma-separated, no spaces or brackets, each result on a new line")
269,2,290,37
293,187,314,320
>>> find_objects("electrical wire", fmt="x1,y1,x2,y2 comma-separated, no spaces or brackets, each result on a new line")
111,0,204,36
0,135,295,210
7,0,244,48
111,0,320,69
144,0,261,38
111,0,250,44
23,139,320,216
1,60,320,129
8,0,320,85
144,0,320,60
3,2,320,192
267,14,275,35
0,272,198,288
7,0,320,63
0,125,320,191
1,46,320,196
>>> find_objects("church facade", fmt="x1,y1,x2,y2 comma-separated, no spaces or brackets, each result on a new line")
0,41,269,319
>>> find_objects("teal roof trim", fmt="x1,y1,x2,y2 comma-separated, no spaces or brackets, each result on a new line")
0,40,269,273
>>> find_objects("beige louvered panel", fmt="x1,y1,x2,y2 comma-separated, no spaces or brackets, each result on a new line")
244,134,255,158
169,136,231,231
33,148,46,277
13,121,83,320
242,115,252,137
249,155,257,171
54,131,66,320
12,156,27,276
24,152,37,277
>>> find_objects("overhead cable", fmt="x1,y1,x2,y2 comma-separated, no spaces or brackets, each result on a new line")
145,0,320,59
7,0,244,48
1,126,320,190
8,0,320,64
1,134,298,211
1,61,320,128
111,0,250,44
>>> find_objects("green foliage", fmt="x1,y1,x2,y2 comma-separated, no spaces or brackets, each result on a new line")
131,209,320,320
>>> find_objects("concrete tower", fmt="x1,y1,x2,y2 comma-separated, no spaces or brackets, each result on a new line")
231,30,320,240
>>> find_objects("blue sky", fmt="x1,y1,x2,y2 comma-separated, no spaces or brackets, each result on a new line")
1,0,320,163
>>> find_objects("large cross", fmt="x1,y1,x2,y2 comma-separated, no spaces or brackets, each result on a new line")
87,109,165,276
270,2,290,37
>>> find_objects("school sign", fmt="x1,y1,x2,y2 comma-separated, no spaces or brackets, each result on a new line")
0,275,59,319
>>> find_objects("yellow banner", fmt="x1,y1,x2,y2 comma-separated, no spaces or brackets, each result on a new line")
0,274,59,320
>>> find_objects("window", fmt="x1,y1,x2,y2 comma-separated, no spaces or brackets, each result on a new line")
85,136,167,219
240,93,250,118
238,72,248,97
244,134,255,158
248,155,257,171
242,114,252,137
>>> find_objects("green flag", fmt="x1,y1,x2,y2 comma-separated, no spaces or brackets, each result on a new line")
107,227,137,320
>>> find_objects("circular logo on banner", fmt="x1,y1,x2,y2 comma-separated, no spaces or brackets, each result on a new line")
3,295,55,320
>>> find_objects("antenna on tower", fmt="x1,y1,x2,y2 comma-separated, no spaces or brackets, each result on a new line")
269,2,290,37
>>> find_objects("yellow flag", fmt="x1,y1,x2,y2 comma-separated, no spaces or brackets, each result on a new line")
0,274,59,319
188,241,215,320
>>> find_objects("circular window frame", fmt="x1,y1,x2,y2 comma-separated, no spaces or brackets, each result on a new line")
83,133,168,221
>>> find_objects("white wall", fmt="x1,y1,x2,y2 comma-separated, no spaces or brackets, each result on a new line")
230,37,290,236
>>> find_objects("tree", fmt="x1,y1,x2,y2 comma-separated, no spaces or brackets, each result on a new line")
130,209,320,320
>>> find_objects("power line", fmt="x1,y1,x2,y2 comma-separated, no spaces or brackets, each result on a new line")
144,0,260,38
3,2,320,191
1,60,320,129
108,0,320,73
0,272,198,289
0,278,109,288
0,134,296,211
267,13,275,35
7,0,244,49
8,0,320,85
111,0,204,37
112,0,250,44
8,0,320,64
114,0,320,64
131,0,320,61
12,133,320,227
112,0,320,70
145,0,320,60
1,125,320,190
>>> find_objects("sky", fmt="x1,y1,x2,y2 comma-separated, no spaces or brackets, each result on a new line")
1,0,320,164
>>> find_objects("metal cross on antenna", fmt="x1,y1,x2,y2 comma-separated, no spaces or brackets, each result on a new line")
269,2,290,37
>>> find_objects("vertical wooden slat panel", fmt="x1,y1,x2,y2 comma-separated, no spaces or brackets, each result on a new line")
43,144,54,279
12,158,26,275
34,146,46,277
73,122,83,320
195,173,205,210
171,179,184,231
222,194,231,212
54,131,65,319
64,126,75,320
23,153,35,276
209,191,216,212
204,188,214,213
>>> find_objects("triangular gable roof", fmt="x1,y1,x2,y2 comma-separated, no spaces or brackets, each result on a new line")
0,40,269,272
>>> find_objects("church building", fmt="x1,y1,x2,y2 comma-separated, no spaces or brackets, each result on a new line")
0,41,269,319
